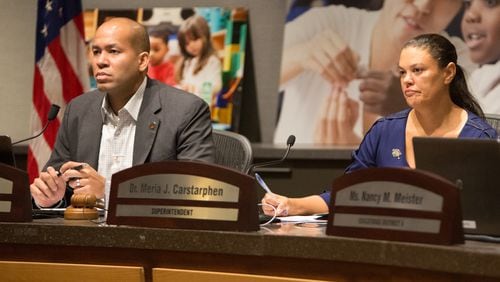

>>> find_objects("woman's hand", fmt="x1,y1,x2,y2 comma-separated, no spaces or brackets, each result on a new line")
261,193,329,216
261,193,290,217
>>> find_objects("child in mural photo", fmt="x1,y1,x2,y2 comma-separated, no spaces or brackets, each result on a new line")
461,0,500,114
147,22,177,86
176,14,222,108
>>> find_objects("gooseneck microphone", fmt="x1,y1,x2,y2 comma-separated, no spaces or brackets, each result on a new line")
247,135,296,174
12,104,60,145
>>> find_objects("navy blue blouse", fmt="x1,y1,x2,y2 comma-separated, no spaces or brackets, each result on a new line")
320,108,498,204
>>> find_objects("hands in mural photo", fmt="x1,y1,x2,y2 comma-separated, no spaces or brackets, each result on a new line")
314,86,361,145
280,28,359,86
358,69,395,114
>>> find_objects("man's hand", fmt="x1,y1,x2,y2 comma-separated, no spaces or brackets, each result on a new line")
60,162,105,199
30,166,67,207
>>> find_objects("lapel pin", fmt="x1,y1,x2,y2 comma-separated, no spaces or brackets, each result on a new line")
149,121,157,130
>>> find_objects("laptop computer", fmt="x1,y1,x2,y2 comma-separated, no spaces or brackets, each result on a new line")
0,135,16,167
413,137,500,239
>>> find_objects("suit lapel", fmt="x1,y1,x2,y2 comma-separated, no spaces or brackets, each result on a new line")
133,80,161,165
79,94,104,168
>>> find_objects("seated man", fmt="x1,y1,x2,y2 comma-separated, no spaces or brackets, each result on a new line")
30,17,214,208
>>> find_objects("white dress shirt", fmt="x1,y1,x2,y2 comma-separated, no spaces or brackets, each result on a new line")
98,77,147,207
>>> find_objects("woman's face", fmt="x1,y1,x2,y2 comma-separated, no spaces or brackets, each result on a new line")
461,0,500,64
398,46,455,109
381,0,462,44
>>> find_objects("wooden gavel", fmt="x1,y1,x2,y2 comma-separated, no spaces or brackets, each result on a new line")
64,194,101,220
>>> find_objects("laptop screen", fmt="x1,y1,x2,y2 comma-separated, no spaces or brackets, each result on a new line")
0,135,16,167
413,137,500,237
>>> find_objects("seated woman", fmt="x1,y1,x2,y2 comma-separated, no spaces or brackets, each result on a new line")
262,33,499,217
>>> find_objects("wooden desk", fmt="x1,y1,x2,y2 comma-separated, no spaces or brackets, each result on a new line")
1,219,500,282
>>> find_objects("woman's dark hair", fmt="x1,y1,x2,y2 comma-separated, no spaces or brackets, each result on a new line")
403,33,484,118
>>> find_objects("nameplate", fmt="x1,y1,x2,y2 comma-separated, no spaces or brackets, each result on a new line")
107,161,259,231
0,178,13,194
117,174,239,202
0,177,14,212
116,204,238,221
0,163,32,222
0,201,12,213
0,178,13,211
326,168,464,245
333,213,441,233
334,181,443,212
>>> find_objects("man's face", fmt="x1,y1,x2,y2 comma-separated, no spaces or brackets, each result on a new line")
91,22,147,95
461,0,500,64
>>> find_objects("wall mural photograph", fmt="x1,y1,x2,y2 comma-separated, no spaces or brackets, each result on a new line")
84,7,249,131
275,0,500,145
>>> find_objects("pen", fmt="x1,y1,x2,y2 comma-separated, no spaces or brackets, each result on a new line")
70,164,85,171
255,173,273,194
56,164,86,177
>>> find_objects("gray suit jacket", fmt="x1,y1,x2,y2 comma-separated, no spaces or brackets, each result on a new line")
45,78,214,184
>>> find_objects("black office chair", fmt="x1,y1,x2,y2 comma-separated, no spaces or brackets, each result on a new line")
212,129,253,173
485,114,500,135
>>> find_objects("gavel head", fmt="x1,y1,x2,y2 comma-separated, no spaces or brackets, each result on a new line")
70,194,97,208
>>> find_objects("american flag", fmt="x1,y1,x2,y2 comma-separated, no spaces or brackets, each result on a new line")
28,0,89,182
